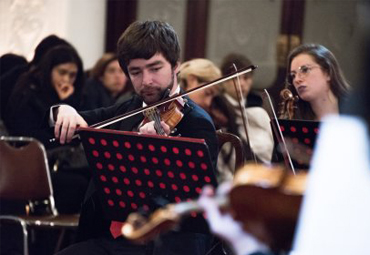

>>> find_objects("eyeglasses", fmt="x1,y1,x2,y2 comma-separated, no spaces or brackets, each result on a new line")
289,65,320,82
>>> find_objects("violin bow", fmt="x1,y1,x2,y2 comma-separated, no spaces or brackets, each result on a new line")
231,64,258,163
50,65,257,143
90,65,257,129
263,89,296,175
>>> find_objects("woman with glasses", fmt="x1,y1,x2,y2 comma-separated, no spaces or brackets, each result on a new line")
280,44,351,120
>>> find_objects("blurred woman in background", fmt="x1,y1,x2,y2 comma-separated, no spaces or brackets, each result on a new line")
178,58,221,112
4,44,88,214
5,44,84,144
212,53,274,181
81,52,133,110
0,35,71,120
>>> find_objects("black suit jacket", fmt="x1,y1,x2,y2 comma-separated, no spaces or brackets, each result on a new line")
77,95,218,241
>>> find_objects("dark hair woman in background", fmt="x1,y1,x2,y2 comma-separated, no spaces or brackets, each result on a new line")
81,52,133,110
4,44,84,145
281,44,351,120
4,44,88,215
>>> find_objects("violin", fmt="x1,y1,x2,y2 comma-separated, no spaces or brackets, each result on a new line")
121,163,307,251
142,98,185,135
229,164,305,251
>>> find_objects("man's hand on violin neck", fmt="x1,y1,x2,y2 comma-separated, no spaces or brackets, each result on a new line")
54,105,88,144
139,120,170,136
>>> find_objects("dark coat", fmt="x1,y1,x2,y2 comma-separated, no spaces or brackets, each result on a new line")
0,64,28,119
76,94,218,241
4,82,80,149
81,78,116,110
81,78,135,111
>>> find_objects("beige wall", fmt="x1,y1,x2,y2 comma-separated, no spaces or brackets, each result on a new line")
0,0,106,70
207,0,282,89
303,0,369,87
1,0,367,86
137,0,187,61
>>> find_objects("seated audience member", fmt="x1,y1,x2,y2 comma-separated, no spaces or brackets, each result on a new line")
0,53,28,119
0,53,27,75
211,53,273,181
81,52,133,110
279,44,351,120
0,35,71,120
5,45,84,145
4,44,88,214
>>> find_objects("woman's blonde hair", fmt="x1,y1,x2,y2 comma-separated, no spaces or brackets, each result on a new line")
178,58,221,89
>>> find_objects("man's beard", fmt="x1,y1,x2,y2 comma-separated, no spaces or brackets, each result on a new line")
140,70,175,105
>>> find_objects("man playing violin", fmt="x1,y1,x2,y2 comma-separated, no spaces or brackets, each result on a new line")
55,20,218,255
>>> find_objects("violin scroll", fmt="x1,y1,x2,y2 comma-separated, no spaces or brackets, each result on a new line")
278,88,299,120
122,204,181,243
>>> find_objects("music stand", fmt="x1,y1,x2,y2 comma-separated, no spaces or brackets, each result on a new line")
79,127,217,222
271,119,320,170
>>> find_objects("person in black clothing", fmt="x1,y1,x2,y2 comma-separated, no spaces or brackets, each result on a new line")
0,53,27,75
0,53,28,122
81,52,134,110
53,20,218,255
0,35,71,121
4,44,88,215
4,45,84,146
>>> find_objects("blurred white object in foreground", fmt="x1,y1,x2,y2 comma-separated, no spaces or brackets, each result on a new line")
291,115,370,255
